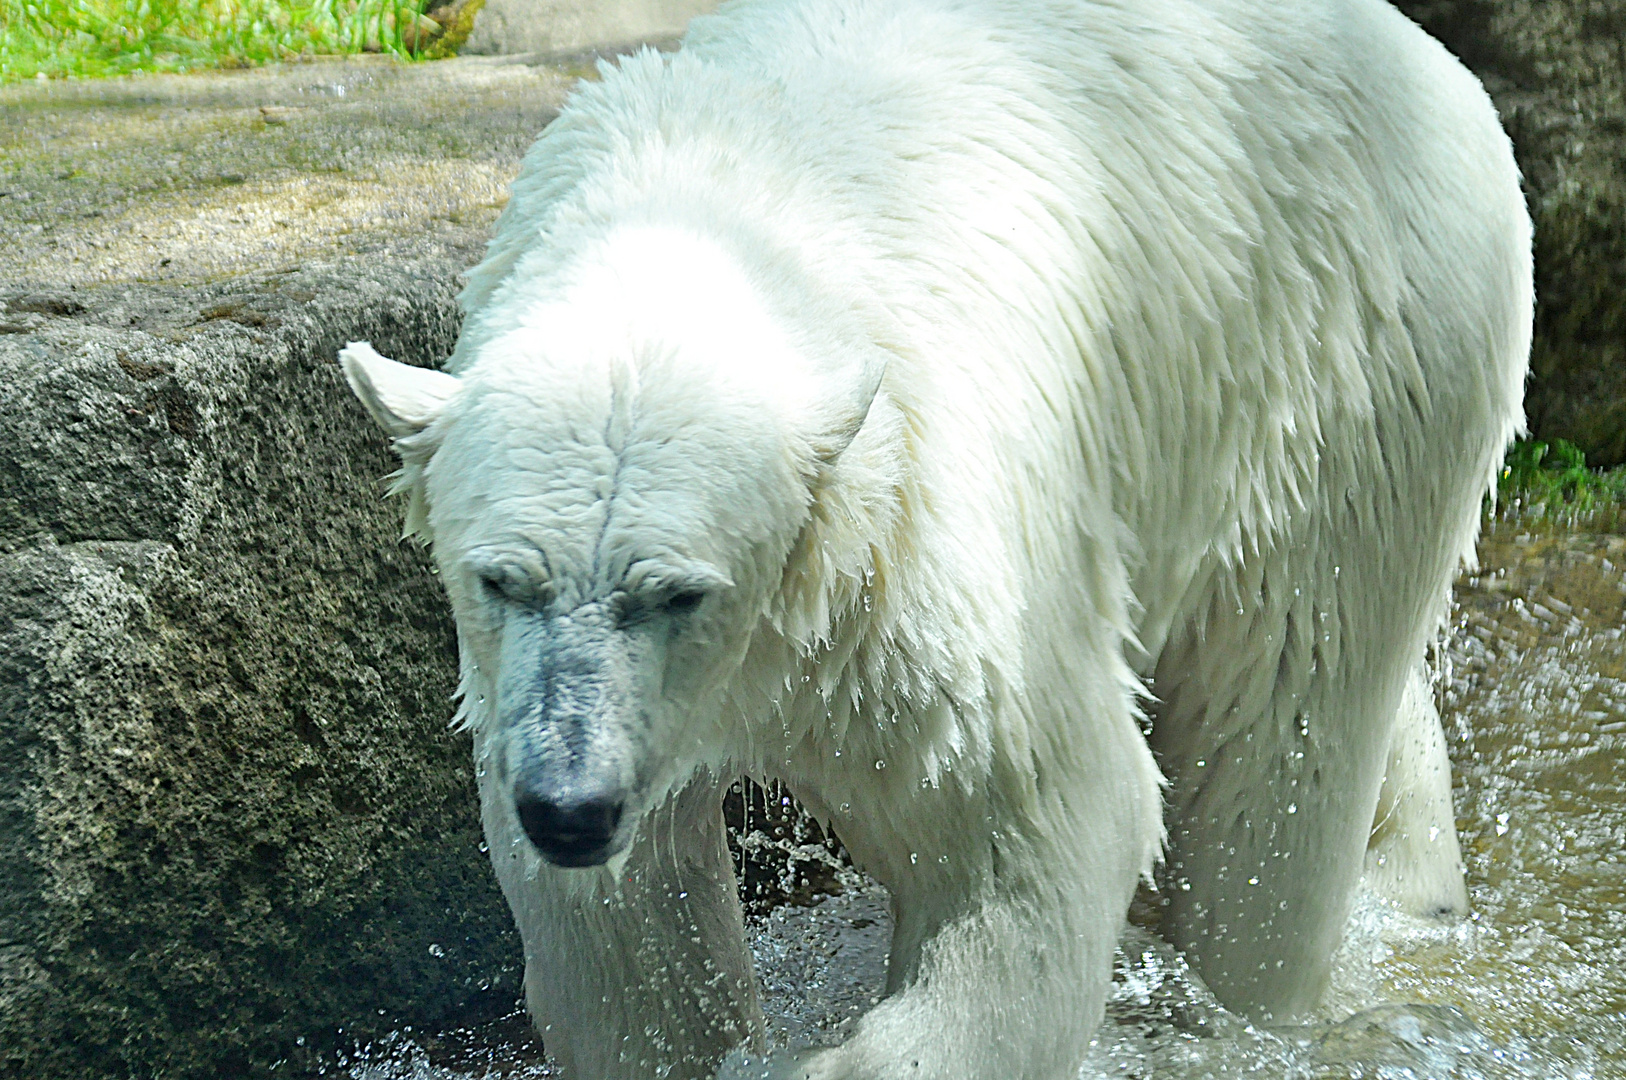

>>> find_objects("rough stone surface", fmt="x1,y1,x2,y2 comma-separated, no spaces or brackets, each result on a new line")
0,258,530,1080
463,0,717,57
1394,0,1626,464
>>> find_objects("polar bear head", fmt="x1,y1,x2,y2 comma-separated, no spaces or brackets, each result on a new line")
342,226,884,867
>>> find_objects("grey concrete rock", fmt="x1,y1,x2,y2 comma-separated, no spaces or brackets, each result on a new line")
1394,0,1626,464
0,258,523,1080
464,0,717,57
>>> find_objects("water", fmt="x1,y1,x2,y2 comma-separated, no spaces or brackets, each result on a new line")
329,521,1626,1079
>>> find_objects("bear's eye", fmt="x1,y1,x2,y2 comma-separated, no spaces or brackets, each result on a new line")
664,591,706,616
621,589,707,626
477,573,507,601
476,572,552,608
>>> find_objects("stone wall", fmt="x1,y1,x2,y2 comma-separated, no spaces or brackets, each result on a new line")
0,259,522,1080
1394,0,1626,464
463,0,718,56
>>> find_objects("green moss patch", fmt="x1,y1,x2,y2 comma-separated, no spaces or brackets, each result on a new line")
1496,438,1626,528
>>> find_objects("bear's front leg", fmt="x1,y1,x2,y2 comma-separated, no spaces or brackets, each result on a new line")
739,715,1163,1080
489,772,765,1080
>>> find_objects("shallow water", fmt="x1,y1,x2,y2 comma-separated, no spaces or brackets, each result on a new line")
327,520,1626,1080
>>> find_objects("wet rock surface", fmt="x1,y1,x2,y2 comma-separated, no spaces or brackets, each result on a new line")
1393,0,1626,464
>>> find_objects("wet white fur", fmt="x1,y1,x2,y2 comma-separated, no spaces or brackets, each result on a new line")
341,0,1530,1076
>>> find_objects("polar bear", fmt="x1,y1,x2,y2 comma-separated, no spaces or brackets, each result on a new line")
340,0,1529,1076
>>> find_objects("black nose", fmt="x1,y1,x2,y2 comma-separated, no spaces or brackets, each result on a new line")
514,786,624,867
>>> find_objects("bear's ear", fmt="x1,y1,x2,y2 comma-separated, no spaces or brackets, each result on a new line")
339,341,461,439
812,352,887,463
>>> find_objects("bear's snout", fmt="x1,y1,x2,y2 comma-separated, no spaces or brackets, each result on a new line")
514,781,625,867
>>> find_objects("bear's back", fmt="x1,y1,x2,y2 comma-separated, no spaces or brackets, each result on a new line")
678,0,1525,645
459,0,1528,668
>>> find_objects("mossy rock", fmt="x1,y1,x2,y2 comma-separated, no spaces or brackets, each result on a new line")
424,0,488,58
1394,0,1626,465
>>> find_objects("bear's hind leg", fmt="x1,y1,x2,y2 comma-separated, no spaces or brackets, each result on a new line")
1364,665,1470,918
1150,534,1422,1023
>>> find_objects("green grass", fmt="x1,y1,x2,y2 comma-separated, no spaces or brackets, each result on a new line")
0,0,446,82
1495,437,1626,526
